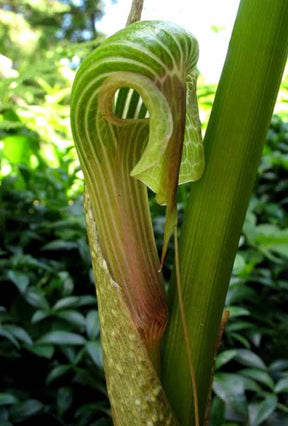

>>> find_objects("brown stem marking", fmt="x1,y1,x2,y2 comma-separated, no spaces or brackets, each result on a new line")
204,308,230,425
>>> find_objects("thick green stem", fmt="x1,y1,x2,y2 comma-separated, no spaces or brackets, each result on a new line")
162,1,288,424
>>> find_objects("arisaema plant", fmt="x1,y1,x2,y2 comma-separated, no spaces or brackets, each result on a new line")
70,0,288,424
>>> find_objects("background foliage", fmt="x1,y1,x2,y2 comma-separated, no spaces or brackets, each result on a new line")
0,1,287,424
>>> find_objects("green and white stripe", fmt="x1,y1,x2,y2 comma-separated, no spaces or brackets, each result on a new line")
71,20,203,190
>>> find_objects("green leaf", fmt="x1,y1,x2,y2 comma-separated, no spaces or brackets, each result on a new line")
55,310,86,327
275,377,288,393
227,284,257,305
42,240,78,251
46,365,71,385
52,294,96,311
269,359,288,373
249,394,277,426
86,341,103,368
230,332,251,349
37,331,86,346
2,325,32,346
77,295,96,307
240,369,274,390
24,288,49,310
58,271,74,296
31,310,49,323
228,307,250,317
29,344,55,359
235,349,267,370
53,296,79,311
227,321,255,332
57,387,73,416
210,397,225,426
240,376,262,393
0,327,20,349
73,347,86,365
233,254,246,275
9,399,43,421
86,311,100,339
213,373,248,420
7,271,29,293
216,350,238,370
249,332,262,348
0,394,18,406
250,224,288,258
2,134,35,165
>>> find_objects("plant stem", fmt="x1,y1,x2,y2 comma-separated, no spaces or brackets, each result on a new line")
162,1,288,424
126,0,144,26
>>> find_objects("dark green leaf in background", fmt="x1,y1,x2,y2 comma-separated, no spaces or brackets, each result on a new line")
86,311,100,339
9,399,43,422
86,341,103,368
213,373,248,421
37,331,86,346
0,394,18,406
249,394,277,426
46,364,72,386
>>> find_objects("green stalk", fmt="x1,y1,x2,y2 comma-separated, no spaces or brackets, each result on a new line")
162,1,288,424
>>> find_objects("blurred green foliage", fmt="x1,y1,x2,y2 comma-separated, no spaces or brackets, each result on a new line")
0,1,288,424
0,164,111,425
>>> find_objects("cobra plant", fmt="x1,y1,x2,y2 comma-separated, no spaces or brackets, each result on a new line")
70,0,288,424
71,19,203,424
